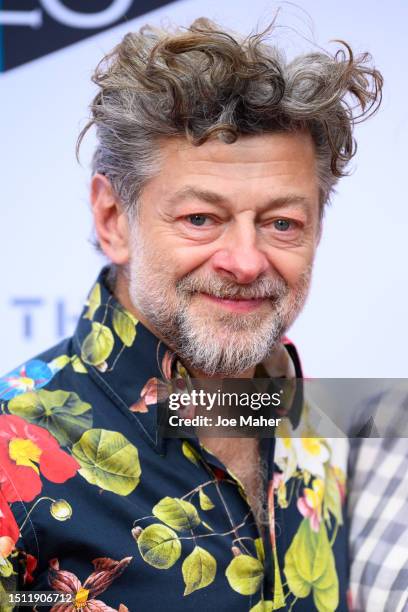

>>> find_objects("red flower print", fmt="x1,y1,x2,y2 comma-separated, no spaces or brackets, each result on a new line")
22,552,38,584
48,556,132,612
0,415,79,502
0,491,19,558
212,467,226,481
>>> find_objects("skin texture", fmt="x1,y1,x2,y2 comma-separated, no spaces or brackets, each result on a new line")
92,131,321,375
91,131,322,518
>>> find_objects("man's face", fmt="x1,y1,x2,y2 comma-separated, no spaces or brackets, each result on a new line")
127,131,321,376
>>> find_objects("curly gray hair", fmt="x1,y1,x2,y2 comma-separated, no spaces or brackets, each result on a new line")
78,18,383,217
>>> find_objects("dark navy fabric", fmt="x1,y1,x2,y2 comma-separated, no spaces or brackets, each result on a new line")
0,269,349,611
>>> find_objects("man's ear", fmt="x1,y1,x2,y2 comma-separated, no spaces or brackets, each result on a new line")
91,174,130,265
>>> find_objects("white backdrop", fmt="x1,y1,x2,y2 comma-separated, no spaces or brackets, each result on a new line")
1,0,407,377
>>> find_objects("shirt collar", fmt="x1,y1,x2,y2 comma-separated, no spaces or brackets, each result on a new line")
73,268,303,454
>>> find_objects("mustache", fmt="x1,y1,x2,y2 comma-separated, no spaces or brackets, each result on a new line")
176,273,289,300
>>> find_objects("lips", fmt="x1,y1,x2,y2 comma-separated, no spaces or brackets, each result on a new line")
199,292,268,313
201,291,268,301
211,295,260,301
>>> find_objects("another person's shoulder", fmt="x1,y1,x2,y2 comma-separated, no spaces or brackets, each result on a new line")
348,383,408,612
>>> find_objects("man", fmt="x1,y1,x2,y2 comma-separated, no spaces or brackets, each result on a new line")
0,18,382,611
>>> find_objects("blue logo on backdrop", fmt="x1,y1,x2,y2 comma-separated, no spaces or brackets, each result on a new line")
0,0,175,71
11,297,79,340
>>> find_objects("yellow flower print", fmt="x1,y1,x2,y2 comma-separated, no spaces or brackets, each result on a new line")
297,478,325,532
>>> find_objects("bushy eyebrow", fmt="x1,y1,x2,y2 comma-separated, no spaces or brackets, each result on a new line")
166,186,311,212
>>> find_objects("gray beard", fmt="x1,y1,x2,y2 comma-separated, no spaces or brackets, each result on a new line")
128,237,311,376
167,301,289,376
132,277,309,377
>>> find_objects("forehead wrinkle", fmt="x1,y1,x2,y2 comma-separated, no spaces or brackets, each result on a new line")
165,185,313,215
165,185,229,207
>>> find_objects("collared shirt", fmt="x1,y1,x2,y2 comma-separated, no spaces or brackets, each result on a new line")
0,268,349,611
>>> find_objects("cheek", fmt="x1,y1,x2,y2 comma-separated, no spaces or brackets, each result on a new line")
164,244,218,279
266,247,314,286
143,219,216,278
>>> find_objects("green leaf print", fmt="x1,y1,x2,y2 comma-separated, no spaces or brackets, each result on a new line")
72,429,141,495
254,538,265,564
284,519,339,612
199,489,215,511
250,600,273,611
272,541,286,610
182,546,217,595
324,466,344,526
0,580,14,612
8,389,92,446
84,283,101,320
153,497,201,532
181,441,200,467
71,355,88,373
0,558,13,578
81,322,114,366
225,554,264,596
50,355,71,370
50,499,73,521
137,524,181,569
112,307,137,347
201,521,214,532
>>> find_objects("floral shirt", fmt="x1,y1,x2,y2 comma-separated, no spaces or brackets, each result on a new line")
0,269,349,611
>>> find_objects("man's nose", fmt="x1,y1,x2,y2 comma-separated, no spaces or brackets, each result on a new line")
210,222,269,284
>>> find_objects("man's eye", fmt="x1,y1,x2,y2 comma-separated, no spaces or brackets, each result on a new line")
187,214,208,227
273,219,292,231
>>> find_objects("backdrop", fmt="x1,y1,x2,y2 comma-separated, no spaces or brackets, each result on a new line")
1,0,407,377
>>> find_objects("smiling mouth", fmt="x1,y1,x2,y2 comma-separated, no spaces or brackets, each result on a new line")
199,292,269,313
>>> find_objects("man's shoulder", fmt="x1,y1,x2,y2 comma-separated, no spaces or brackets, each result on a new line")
0,336,87,404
